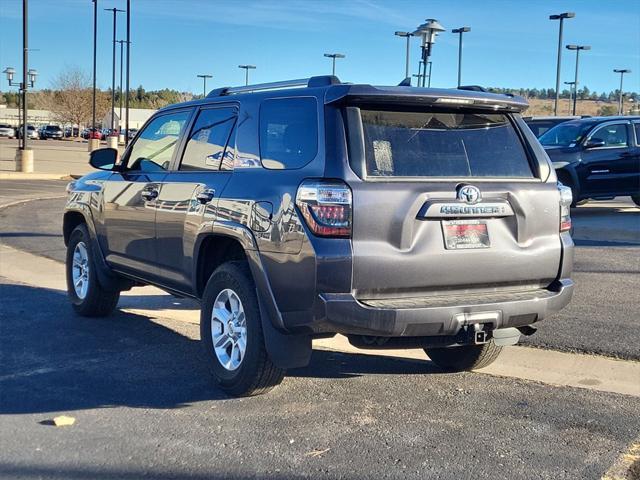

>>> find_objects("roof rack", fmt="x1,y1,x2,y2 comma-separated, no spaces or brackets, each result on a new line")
207,75,340,98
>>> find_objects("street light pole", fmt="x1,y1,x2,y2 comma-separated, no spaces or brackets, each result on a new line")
394,32,413,80
105,7,125,133
452,27,470,87
564,81,576,115
427,61,433,87
116,40,126,128
238,65,256,86
323,53,345,76
22,0,28,151
566,44,590,115
413,19,445,88
613,69,631,115
92,0,97,131
124,0,130,145
550,13,575,116
196,74,212,96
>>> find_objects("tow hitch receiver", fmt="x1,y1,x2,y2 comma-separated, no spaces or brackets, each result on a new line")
474,329,488,344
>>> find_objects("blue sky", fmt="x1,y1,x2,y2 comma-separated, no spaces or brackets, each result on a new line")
1,0,638,95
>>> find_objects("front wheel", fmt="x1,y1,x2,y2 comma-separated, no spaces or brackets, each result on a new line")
200,261,285,397
425,341,502,372
66,224,120,317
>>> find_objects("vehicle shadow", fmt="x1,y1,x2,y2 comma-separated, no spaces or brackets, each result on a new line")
0,283,439,415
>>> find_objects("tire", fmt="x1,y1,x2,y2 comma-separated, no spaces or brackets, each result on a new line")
632,195,640,207
425,340,502,372
200,261,285,397
66,224,120,317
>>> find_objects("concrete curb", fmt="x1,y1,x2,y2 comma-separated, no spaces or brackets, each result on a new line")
0,194,67,211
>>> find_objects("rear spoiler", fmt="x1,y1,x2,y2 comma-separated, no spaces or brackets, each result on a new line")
324,85,529,112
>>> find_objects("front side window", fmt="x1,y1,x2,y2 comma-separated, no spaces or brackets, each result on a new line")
127,111,190,172
358,109,533,178
588,123,628,148
259,97,318,169
634,123,640,146
180,107,237,171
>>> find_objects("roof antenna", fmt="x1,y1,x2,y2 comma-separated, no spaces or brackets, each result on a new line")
397,77,412,87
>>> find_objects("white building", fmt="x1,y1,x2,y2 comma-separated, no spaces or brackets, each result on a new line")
0,106,57,127
102,108,156,130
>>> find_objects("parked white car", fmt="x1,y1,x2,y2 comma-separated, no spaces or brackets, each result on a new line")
0,124,16,139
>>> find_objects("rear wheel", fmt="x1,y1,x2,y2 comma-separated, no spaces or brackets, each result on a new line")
200,261,285,396
425,341,502,371
66,224,120,317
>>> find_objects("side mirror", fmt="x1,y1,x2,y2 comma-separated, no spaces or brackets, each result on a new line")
584,138,606,149
89,148,118,171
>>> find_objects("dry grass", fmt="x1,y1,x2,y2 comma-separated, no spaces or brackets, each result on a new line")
525,98,618,116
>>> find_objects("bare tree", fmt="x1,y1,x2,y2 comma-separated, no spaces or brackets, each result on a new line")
45,66,109,136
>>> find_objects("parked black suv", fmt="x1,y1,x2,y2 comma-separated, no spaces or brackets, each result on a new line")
64,76,574,396
540,116,640,206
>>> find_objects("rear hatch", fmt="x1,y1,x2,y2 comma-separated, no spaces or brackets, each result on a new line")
343,103,562,300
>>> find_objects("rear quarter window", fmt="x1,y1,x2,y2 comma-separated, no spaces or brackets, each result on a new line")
359,109,533,178
259,97,318,169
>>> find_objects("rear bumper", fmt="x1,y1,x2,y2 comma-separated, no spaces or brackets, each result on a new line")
309,279,574,337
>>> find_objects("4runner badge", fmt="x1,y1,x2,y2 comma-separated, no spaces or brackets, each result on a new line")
457,185,481,204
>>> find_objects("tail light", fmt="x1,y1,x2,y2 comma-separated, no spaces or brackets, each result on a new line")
296,180,352,238
558,183,572,233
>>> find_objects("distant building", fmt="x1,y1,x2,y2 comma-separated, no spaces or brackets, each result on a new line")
102,108,156,130
0,106,57,126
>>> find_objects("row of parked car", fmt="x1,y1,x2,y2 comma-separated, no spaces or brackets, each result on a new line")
0,124,139,141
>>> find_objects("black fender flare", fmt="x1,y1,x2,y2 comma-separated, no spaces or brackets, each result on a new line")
200,221,312,369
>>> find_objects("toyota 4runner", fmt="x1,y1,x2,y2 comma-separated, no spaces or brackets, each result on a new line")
64,76,574,396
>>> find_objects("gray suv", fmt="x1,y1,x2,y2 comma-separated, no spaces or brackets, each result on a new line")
64,76,574,396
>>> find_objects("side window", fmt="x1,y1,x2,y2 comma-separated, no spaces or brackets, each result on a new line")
180,107,237,171
633,123,640,146
589,123,628,148
259,97,318,169
127,111,190,172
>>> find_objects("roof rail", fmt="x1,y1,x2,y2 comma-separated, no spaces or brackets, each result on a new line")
207,75,340,98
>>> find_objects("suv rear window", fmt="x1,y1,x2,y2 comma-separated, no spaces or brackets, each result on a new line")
259,97,318,169
358,109,533,178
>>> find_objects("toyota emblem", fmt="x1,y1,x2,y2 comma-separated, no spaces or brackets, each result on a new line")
457,185,481,204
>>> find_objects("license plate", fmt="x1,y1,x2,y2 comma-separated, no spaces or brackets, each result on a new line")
442,220,490,250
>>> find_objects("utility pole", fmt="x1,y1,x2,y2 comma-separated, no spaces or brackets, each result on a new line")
105,7,125,132
323,53,345,76
566,44,590,116
238,65,256,86
452,27,470,87
92,0,97,132
22,0,28,152
550,13,575,116
197,74,212,96
394,32,413,80
613,69,631,115
124,0,130,145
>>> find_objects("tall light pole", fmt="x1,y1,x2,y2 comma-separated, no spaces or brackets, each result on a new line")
116,40,127,130
91,0,97,132
452,27,470,87
613,69,631,115
238,65,256,86
550,12,575,116
196,74,212,96
124,0,130,145
105,7,125,132
426,61,433,87
566,44,590,115
413,19,445,87
324,53,345,76
564,81,576,115
3,66,37,148
394,31,413,80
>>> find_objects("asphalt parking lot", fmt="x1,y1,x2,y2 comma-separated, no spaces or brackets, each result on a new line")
0,179,639,479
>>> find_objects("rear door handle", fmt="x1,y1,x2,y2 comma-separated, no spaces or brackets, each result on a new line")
141,188,158,201
196,188,216,204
